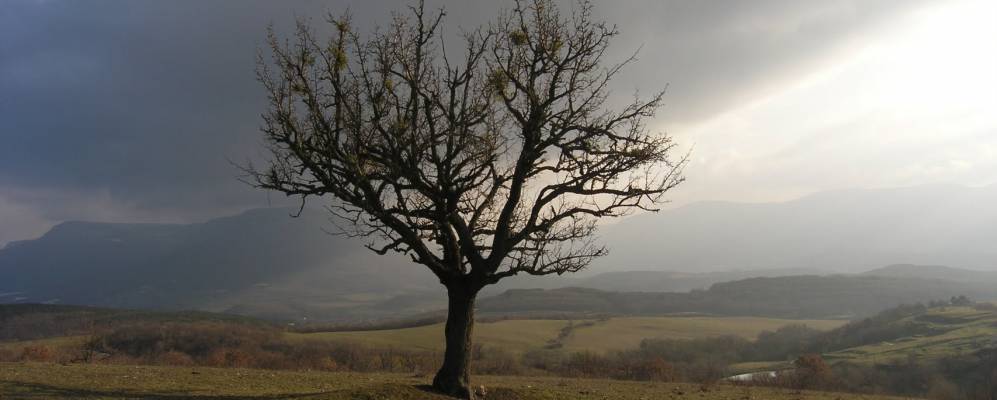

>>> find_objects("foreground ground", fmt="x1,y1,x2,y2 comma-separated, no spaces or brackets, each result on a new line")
0,362,911,400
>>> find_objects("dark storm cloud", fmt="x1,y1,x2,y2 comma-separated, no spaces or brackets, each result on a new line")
2,1,315,211
0,0,925,244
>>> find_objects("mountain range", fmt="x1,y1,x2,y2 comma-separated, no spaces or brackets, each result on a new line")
2,184,996,321
596,183,997,272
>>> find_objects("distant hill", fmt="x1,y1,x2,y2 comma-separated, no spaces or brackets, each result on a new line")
0,205,850,321
0,207,441,321
818,304,997,363
596,184,997,272
563,268,827,293
4,183,997,321
480,274,997,319
862,263,997,283
0,303,270,341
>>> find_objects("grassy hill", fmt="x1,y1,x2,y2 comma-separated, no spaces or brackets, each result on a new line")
712,303,997,398
0,208,439,321
824,305,997,365
297,316,845,354
557,317,843,353
292,319,568,354
0,362,912,399
480,275,995,319
0,304,272,341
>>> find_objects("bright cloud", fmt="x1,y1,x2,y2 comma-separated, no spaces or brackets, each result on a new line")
671,0,997,205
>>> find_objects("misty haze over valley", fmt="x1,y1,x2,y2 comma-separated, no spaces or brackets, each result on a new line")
3,183,996,322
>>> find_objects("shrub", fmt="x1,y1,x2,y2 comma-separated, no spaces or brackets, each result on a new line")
19,345,54,362
473,346,523,375
624,357,676,381
521,349,562,371
82,321,449,374
0,348,16,362
559,351,612,378
926,376,961,400
157,350,195,366
790,354,831,390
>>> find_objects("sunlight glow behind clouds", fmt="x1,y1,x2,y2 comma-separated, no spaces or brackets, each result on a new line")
672,0,997,205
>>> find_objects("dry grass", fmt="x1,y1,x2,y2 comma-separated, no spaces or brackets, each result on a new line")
290,319,569,354
559,317,845,353
0,362,913,399
296,316,846,354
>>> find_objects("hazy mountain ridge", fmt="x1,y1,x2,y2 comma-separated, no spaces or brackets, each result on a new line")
481,273,997,319
597,183,997,272
3,184,997,321
862,263,997,282
0,207,439,318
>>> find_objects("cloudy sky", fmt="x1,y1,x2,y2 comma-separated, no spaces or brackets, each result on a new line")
2,0,995,246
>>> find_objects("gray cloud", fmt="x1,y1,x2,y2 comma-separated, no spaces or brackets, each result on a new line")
0,0,929,244
600,0,933,125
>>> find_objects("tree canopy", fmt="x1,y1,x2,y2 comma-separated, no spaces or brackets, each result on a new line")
247,1,685,396
249,0,685,288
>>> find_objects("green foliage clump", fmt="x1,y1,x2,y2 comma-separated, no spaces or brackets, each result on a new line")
509,30,528,46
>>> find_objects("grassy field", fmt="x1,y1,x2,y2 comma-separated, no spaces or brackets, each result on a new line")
291,319,569,354
558,317,844,353
295,316,846,354
0,335,86,354
0,362,911,399
825,306,997,364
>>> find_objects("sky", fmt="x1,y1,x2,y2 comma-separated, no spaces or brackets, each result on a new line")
1,0,996,246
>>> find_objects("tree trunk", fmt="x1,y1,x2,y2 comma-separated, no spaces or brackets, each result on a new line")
432,284,478,399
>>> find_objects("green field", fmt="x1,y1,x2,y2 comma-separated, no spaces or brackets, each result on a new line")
825,306,997,364
295,316,846,354
558,317,844,353
292,319,569,354
0,362,910,400
0,336,86,354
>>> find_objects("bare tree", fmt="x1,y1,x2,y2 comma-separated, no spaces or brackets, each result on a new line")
246,0,685,397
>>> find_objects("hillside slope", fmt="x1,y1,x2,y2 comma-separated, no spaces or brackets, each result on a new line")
480,275,997,319
0,207,439,319
822,305,997,364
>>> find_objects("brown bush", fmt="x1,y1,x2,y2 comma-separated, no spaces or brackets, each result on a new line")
82,321,451,374
790,353,832,390
560,351,613,378
204,348,254,368
473,346,523,375
157,350,195,366
316,356,339,371
926,376,961,400
19,345,54,362
990,371,997,400
0,348,16,362
625,357,676,381
521,349,560,371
